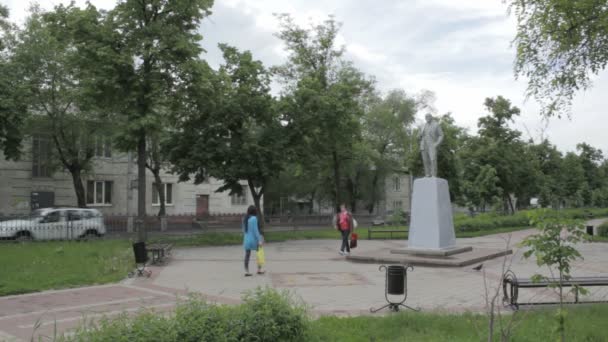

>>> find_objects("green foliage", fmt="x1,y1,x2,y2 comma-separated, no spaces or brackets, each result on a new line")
510,0,608,116
64,288,310,342
0,240,132,296
0,5,27,160
597,221,608,237
460,96,535,213
65,303,608,341
454,211,530,232
274,14,372,210
165,43,281,219
520,209,589,341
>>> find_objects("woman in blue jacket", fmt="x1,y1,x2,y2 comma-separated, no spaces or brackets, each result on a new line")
242,205,263,276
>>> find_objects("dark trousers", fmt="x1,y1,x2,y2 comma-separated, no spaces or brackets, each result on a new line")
244,249,252,272
340,229,351,252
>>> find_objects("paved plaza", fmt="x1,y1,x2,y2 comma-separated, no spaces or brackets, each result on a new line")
1,222,607,341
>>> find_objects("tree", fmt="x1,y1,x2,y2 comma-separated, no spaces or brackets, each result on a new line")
558,152,587,207
473,96,531,213
146,133,168,216
521,209,588,342
575,142,603,206
362,89,416,213
106,0,213,241
510,0,608,116
528,140,564,208
166,44,282,228
0,5,27,160
12,4,109,207
274,14,372,212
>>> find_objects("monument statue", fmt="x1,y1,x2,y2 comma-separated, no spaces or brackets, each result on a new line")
419,114,443,177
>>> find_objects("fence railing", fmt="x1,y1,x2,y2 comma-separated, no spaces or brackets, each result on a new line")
0,213,377,241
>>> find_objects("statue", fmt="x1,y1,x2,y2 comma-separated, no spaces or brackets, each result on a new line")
419,114,443,177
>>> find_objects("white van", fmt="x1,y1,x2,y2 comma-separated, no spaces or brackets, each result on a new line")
0,208,106,241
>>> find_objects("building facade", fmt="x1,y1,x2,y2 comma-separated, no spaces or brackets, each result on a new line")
0,136,256,216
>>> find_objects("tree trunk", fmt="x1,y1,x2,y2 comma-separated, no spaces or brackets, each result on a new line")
248,179,265,234
152,170,165,217
308,190,315,214
137,134,147,242
332,150,341,213
346,177,356,213
506,195,515,215
70,167,87,208
370,171,379,214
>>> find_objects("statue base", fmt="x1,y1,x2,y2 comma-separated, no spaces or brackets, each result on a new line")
407,177,456,250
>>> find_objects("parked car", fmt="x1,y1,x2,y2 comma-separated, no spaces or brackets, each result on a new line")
371,210,410,226
0,208,106,241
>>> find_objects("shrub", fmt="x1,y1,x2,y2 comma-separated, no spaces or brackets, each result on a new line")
237,287,309,342
597,221,608,237
62,288,309,342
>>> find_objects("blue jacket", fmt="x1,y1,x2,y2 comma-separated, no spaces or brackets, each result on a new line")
242,215,261,250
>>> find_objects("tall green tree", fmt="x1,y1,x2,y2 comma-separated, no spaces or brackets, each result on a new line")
12,4,109,207
274,14,371,212
575,142,603,206
106,0,213,241
362,89,416,213
166,44,282,227
510,0,608,116
0,5,27,160
528,140,564,208
462,96,533,213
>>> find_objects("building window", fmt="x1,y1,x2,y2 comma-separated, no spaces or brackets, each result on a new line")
393,200,403,209
152,183,173,205
393,177,401,191
32,135,52,178
94,137,112,158
87,180,113,205
231,191,247,206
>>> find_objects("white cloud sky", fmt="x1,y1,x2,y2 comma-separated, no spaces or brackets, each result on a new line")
5,0,607,155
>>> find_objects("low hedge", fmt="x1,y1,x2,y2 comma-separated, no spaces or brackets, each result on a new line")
454,208,608,233
62,288,310,342
597,221,608,238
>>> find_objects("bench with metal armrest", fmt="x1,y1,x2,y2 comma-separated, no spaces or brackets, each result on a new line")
502,270,608,309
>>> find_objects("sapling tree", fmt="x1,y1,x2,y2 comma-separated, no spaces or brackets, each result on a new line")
520,209,588,342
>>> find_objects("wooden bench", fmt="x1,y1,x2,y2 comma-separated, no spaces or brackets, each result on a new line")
502,270,608,309
368,227,408,240
147,243,173,265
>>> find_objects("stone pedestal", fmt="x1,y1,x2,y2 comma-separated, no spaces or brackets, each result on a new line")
407,177,455,250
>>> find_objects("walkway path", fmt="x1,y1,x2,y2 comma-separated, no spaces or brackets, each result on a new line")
1,225,607,341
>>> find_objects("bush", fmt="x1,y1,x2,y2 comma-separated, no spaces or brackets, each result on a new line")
62,288,309,342
237,287,309,341
453,208,608,233
597,221,608,237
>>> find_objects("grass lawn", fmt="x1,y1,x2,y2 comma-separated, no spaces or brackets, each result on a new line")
309,305,608,341
0,239,132,296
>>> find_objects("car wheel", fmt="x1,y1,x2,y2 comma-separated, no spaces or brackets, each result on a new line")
82,231,99,241
15,233,33,242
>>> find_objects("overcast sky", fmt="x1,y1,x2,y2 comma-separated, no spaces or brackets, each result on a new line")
5,0,607,155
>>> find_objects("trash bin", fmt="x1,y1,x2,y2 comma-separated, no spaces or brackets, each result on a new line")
133,242,148,264
387,265,405,295
586,225,594,236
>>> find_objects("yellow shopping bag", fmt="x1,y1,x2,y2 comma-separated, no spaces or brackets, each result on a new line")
256,246,266,266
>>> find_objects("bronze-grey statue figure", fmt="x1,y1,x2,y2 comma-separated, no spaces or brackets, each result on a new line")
419,114,443,177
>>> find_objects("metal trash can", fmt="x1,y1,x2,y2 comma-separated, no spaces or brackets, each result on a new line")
387,265,405,295
586,225,594,236
370,264,419,313
133,242,148,263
